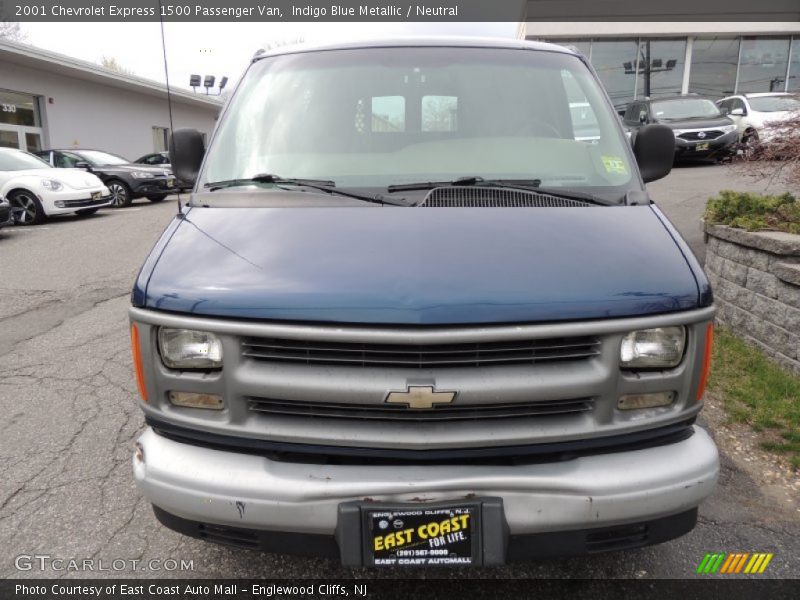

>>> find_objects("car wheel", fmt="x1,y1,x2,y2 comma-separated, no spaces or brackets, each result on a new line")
107,181,133,207
76,208,99,216
8,190,45,226
146,195,167,203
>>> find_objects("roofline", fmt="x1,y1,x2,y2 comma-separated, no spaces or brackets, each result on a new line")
252,36,574,61
0,38,222,111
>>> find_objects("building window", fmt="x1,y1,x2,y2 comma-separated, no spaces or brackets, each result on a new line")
590,39,640,111
636,39,686,99
738,37,791,92
0,90,40,127
689,37,740,98
152,126,170,152
789,37,800,91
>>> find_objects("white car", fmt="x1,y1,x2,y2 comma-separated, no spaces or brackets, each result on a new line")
716,93,800,144
0,148,111,225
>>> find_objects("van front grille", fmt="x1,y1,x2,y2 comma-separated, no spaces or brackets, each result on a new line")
241,335,601,368
247,396,595,421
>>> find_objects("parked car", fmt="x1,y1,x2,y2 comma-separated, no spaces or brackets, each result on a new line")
0,147,110,225
129,38,718,567
623,95,738,160
0,195,13,230
134,151,191,190
717,93,800,144
36,149,176,207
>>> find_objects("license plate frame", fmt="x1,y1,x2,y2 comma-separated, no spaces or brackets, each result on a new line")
337,497,507,567
695,142,710,151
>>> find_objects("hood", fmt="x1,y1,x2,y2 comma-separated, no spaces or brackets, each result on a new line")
96,164,170,176
656,116,733,129
140,204,701,324
2,168,104,190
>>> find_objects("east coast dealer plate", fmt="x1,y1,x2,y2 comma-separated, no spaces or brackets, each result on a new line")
366,506,476,566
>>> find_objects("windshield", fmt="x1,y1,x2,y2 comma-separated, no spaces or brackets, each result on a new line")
76,150,129,166
748,95,800,113
0,148,52,171
200,47,635,196
652,98,721,120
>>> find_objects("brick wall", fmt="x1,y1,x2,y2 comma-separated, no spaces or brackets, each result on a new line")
704,224,800,376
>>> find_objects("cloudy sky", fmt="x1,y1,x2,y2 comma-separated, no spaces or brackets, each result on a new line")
19,22,518,91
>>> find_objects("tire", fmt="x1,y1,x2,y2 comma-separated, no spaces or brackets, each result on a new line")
8,190,46,226
147,195,167,203
76,208,99,216
107,180,133,207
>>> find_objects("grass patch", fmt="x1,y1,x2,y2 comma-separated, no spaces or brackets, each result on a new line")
707,327,800,468
704,190,800,234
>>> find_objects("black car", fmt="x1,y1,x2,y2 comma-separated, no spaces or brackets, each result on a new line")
134,151,191,190
0,195,12,230
36,149,176,207
622,96,738,160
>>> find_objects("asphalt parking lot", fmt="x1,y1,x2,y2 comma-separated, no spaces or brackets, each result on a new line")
1,164,798,580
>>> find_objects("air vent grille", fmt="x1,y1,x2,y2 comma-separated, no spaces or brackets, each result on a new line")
421,186,593,208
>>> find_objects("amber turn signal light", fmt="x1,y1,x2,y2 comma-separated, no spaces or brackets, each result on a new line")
130,323,148,402
696,323,714,401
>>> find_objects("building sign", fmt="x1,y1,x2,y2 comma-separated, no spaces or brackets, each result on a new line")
0,90,39,127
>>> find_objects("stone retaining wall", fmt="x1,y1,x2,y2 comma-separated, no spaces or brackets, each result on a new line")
704,224,800,376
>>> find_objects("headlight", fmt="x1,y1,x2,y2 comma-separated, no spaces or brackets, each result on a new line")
131,171,155,179
41,179,64,191
672,129,685,137
158,328,223,369
720,124,737,134
620,326,686,369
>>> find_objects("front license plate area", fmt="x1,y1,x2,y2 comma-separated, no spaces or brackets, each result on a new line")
337,498,506,567
91,191,101,200
695,142,710,151
367,505,477,566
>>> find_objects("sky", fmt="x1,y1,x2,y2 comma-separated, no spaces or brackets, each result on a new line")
19,22,519,92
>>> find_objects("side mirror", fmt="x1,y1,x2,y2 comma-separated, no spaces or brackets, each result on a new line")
75,161,91,170
633,124,674,184
169,128,205,186
719,106,729,115
730,108,745,116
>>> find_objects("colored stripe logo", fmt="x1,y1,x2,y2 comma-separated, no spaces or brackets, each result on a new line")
696,552,773,574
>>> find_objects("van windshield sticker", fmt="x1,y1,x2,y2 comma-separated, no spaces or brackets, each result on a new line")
601,156,627,175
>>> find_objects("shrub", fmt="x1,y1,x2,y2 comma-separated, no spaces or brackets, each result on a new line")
704,190,800,234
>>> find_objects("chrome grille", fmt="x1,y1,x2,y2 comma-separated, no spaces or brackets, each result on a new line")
241,335,601,368
421,186,593,208
677,130,723,141
247,396,595,421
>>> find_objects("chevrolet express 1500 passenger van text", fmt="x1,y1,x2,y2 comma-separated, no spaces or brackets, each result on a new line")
129,38,719,567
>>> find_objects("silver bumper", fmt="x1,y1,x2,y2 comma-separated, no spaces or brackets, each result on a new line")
134,425,718,536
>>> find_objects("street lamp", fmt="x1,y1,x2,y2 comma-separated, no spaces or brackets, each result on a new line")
188,74,229,95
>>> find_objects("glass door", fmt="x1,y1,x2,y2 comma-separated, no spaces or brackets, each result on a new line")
0,129,20,149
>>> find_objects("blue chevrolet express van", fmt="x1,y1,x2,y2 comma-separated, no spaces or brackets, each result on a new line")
129,38,718,566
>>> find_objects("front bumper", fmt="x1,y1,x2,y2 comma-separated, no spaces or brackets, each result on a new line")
674,131,738,158
134,424,718,559
41,187,112,215
130,177,176,197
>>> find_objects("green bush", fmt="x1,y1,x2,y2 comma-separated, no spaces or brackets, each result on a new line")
704,190,800,234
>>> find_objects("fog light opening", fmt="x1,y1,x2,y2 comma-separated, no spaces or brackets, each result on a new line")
168,391,225,410
54,200,65,208
134,441,145,464
617,391,676,410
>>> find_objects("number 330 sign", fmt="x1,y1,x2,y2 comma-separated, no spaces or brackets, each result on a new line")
1,104,17,113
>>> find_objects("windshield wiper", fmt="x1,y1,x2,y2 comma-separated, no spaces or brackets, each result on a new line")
204,173,411,206
387,176,613,205
204,174,335,191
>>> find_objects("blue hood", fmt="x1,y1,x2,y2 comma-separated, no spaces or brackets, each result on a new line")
138,205,702,325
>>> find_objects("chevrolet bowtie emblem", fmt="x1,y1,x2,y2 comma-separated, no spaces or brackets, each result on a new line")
385,386,456,410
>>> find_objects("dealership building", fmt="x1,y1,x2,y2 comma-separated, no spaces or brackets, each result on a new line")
525,17,800,111
0,39,220,159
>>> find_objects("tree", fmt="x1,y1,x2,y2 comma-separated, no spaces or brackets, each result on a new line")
100,56,133,75
0,21,27,42
732,114,800,189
